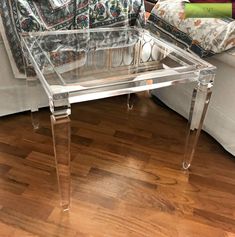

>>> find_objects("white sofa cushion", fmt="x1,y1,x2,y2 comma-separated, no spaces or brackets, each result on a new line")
212,48,235,68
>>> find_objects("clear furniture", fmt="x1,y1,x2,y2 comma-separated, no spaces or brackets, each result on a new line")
21,27,216,211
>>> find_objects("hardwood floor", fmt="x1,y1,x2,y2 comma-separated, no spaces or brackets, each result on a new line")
0,94,235,237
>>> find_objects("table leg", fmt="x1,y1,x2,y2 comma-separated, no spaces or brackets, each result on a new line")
22,40,40,130
51,114,71,211
127,93,135,110
27,78,40,130
183,75,214,170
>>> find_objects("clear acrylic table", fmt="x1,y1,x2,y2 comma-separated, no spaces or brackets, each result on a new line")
21,27,216,211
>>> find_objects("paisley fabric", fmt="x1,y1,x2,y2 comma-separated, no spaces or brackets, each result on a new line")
0,0,145,78
15,0,90,31
89,0,145,28
147,0,235,57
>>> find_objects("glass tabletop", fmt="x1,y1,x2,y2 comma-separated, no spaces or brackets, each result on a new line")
22,27,215,103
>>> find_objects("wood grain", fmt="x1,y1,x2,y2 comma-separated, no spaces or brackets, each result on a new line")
0,94,234,237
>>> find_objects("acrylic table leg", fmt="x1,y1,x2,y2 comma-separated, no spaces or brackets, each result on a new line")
182,81,213,170
27,78,40,130
51,115,71,211
31,110,40,130
127,93,135,110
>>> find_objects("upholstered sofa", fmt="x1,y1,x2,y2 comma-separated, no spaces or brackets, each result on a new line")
152,49,235,156
146,0,235,156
